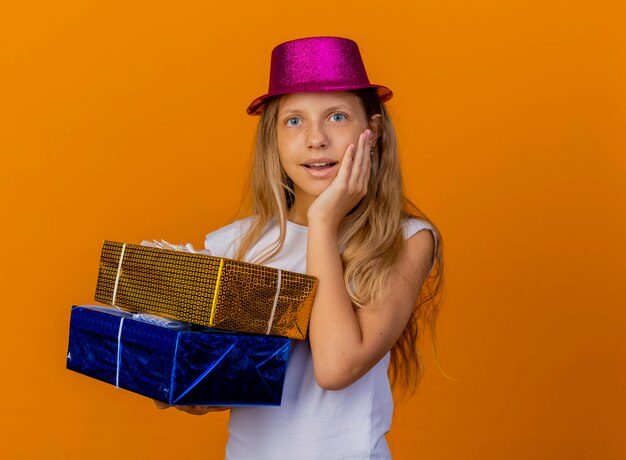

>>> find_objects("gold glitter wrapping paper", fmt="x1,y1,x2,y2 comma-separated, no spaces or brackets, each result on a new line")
94,241,317,340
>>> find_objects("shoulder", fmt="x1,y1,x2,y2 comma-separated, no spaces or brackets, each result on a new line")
402,218,435,240
401,218,438,275
203,217,256,258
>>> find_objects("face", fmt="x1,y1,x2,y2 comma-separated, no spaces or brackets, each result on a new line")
276,91,374,207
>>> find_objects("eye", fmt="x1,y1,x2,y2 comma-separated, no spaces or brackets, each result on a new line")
330,113,347,122
286,117,301,126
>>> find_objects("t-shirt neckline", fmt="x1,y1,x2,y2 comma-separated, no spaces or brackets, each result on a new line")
286,220,309,232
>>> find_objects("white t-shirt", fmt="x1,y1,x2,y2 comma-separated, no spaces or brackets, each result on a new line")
204,218,434,460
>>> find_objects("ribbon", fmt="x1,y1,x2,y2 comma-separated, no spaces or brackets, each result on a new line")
115,317,125,388
265,269,282,335
111,243,127,307
209,259,224,326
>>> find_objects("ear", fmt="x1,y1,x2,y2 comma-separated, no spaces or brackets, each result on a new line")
368,114,383,143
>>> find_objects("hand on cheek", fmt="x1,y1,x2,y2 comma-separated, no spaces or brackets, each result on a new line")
307,129,372,227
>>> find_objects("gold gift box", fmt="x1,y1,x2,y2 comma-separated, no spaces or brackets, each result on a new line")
94,241,317,340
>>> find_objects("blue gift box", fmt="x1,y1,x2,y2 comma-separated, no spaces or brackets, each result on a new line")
66,305,291,406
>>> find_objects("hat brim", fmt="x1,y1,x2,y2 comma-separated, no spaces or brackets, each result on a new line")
246,85,393,116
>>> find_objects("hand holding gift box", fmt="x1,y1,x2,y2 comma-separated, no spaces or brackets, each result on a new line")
154,399,229,415
95,241,317,339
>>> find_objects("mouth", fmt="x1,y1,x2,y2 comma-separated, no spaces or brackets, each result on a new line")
303,161,338,170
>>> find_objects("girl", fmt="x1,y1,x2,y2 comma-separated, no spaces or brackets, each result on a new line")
176,36,443,459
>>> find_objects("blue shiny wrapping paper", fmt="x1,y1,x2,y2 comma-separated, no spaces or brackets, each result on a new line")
66,305,291,406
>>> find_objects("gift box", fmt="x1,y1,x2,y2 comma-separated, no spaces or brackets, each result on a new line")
66,305,291,406
94,240,317,339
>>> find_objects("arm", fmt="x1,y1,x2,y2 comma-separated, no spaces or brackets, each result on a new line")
306,130,434,390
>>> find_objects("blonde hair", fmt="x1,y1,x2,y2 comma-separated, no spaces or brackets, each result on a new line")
235,89,444,393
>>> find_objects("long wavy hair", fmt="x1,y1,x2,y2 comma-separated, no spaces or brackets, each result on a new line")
235,89,444,393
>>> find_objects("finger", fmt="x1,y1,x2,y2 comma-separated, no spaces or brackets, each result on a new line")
204,406,230,412
361,131,375,180
359,130,371,182
154,400,171,410
176,405,208,415
175,405,230,415
348,130,368,190
345,131,364,187
358,137,372,191
336,143,356,182
189,407,210,415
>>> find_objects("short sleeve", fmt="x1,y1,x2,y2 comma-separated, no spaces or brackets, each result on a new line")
204,218,253,259
402,218,438,274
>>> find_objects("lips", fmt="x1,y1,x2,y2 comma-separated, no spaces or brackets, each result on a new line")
304,162,337,169
300,158,339,178
302,158,338,169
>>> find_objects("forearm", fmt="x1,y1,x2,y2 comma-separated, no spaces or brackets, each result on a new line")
301,128,417,390
306,222,369,389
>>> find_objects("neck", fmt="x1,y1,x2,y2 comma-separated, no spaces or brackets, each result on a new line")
288,196,315,226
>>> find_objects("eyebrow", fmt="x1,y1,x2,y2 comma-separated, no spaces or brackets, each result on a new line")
278,104,354,117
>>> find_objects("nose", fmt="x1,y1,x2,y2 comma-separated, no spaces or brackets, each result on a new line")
306,122,328,150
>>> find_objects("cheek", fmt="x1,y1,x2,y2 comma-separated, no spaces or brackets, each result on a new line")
277,132,299,155
277,147,298,176
335,129,365,156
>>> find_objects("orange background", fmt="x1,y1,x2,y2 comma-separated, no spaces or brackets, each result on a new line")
1,1,625,458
